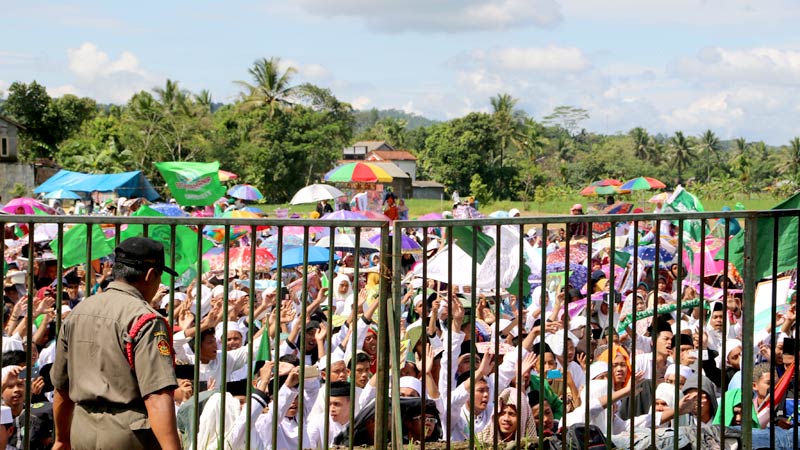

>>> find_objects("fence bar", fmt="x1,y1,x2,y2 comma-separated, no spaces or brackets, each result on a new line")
651,219,660,447
718,219,726,444
445,227,453,449
420,226,429,450
629,218,639,450
348,226,361,450
770,216,780,448
741,215,758,450
538,222,548,450
296,227,310,450
374,224,392,448
191,222,203,450
493,224,501,450
22,223,34,450
795,214,800,448
562,224,571,447
217,225,231,450
468,226,477,448
673,220,684,448
271,225,284,448
606,222,615,449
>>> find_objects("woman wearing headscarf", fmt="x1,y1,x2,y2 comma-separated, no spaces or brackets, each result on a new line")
332,273,353,316
654,382,690,428
477,387,537,444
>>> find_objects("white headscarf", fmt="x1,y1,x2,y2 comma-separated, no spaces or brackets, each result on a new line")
196,392,241,450
655,382,689,426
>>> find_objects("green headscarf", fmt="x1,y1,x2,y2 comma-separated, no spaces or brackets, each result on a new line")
712,388,759,428
529,373,564,420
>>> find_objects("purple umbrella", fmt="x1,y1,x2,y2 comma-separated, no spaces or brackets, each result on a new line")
227,184,264,201
322,210,369,221
368,234,423,254
529,262,589,290
417,212,443,221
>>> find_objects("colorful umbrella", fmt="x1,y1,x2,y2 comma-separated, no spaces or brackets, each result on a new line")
529,262,589,291
262,234,308,254
290,184,346,205
603,202,634,215
368,234,423,254
360,210,391,221
546,243,589,265
150,203,188,217
315,234,378,253
43,189,81,200
622,244,674,268
281,226,327,236
2,198,55,215
240,206,264,215
206,247,275,273
648,192,670,204
324,162,393,183
620,177,666,191
579,184,629,196
227,184,263,201
322,210,369,221
218,170,238,182
273,246,339,269
594,179,623,187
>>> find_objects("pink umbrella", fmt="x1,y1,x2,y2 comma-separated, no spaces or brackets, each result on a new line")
683,248,725,277
1,198,55,215
417,212,443,221
281,226,327,236
360,210,391,221
206,247,275,273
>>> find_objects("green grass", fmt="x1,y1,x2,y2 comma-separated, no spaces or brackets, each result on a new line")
256,193,784,219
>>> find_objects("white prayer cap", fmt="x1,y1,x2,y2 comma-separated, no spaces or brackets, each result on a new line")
216,321,247,344
190,285,212,317
2,337,23,353
228,290,247,300
211,285,225,298
399,376,422,397
588,361,608,380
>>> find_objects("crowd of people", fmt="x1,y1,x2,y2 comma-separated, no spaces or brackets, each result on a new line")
0,194,797,450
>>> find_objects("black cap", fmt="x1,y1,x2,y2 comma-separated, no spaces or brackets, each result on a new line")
672,333,693,348
226,379,249,396
329,380,351,397
114,237,178,277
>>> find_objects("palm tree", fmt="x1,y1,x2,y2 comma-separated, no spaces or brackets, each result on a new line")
669,131,695,184
629,127,650,161
695,129,721,182
194,89,213,111
235,57,297,117
490,93,530,167
153,79,188,113
778,137,800,181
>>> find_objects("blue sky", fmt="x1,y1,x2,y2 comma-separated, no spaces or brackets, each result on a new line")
2,0,800,144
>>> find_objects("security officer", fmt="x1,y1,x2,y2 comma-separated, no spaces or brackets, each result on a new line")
51,237,181,450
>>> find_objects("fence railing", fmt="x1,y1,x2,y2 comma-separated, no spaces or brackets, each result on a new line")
1,209,798,450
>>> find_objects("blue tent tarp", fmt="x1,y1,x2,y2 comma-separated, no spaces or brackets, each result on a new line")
34,169,160,201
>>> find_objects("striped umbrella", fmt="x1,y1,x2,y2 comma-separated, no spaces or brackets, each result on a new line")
227,184,263,201
620,177,666,191
324,162,393,183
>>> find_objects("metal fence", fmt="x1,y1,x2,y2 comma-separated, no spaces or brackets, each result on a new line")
1,209,798,450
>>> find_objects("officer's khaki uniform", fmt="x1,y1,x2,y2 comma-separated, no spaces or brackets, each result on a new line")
52,281,177,450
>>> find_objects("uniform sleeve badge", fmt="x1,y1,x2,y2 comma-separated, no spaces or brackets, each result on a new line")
157,339,172,357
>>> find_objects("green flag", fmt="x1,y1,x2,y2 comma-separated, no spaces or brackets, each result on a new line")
452,226,495,264
727,192,800,281
155,161,226,206
255,326,272,363
119,205,214,283
50,224,114,268
614,250,631,267
663,186,707,242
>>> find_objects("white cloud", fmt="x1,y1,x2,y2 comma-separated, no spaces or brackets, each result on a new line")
489,46,589,73
350,96,372,110
65,42,155,103
561,0,800,26
456,69,506,97
674,47,800,86
47,84,80,97
281,59,332,82
0,80,8,96
661,92,745,131
295,0,562,32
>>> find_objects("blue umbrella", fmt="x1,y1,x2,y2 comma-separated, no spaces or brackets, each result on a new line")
43,189,81,200
529,262,589,291
368,234,422,254
622,245,674,268
150,202,188,217
272,246,340,269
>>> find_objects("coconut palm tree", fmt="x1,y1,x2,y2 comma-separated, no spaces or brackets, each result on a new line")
153,79,188,113
490,93,531,167
778,137,800,181
234,57,297,117
695,129,721,182
630,127,650,161
669,131,695,184
194,89,213,111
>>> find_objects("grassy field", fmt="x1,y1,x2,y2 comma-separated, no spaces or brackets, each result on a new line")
258,194,783,219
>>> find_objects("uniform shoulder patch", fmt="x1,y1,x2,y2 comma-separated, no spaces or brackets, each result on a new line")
157,338,171,357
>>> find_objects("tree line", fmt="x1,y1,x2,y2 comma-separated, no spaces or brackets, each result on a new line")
1,56,799,203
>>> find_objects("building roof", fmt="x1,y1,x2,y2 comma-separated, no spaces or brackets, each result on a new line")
368,162,410,179
0,115,25,130
350,141,394,152
412,180,445,188
367,150,417,161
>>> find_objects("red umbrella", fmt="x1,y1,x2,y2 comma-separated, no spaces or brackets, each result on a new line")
206,247,275,272
595,179,623,187
546,243,589,265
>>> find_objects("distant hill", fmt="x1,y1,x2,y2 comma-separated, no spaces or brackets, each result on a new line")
353,108,438,133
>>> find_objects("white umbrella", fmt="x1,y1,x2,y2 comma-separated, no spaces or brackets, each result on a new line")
290,184,345,205
34,223,59,242
315,234,378,254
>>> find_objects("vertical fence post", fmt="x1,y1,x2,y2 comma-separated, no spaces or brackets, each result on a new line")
741,215,758,450
374,224,391,447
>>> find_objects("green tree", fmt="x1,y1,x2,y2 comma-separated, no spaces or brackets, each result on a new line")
3,81,60,158
669,131,695,184
695,129,721,182
542,105,590,137
235,57,297,117
779,137,800,182
629,127,651,161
